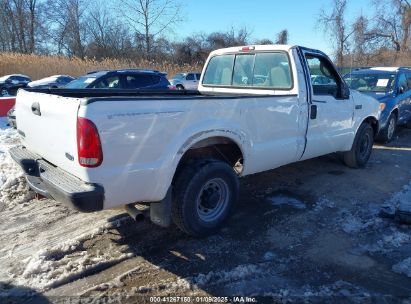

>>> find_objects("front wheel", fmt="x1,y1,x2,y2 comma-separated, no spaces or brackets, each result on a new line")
172,159,239,237
378,113,397,143
343,122,374,168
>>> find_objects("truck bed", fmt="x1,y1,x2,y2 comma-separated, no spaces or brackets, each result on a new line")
21,88,287,103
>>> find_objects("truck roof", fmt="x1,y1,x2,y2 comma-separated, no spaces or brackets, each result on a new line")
209,44,296,56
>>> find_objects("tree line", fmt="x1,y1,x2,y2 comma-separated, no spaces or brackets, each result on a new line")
319,0,410,66
0,0,408,67
0,0,288,65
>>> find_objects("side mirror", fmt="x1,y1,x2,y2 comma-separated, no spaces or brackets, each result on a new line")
398,86,405,94
341,83,350,99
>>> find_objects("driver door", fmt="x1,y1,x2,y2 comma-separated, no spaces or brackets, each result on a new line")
301,53,354,160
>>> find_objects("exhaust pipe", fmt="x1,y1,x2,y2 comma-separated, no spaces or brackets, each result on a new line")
125,204,145,221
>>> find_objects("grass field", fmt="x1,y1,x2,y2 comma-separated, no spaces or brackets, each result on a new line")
0,51,409,81
0,53,203,80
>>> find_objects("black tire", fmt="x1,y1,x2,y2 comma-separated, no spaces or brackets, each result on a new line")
343,122,374,168
0,88,8,96
176,84,184,90
172,159,239,237
378,112,397,143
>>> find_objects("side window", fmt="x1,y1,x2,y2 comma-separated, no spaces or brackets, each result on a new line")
125,74,155,89
58,77,73,84
202,54,235,86
186,73,195,81
398,73,408,93
196,73,201,80
305,55,339,97
407,73,411,92
17,76,30,82
93,76,120,88
252,52,292,89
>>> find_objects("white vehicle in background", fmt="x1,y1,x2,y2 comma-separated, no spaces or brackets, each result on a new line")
11,45,379,237
170,72,201,90
27,75,75,89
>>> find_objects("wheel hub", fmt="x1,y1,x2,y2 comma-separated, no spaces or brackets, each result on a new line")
197,178,229,222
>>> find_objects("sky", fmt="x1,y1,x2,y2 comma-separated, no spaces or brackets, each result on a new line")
174,0,372,58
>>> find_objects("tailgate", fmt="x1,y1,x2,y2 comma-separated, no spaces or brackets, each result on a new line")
15,90,82,176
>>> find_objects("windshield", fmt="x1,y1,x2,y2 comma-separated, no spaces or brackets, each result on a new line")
344,72,396,93
65,76,96,88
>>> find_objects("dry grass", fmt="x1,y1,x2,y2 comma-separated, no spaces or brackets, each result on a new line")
344,50,411,67
0,52,203,80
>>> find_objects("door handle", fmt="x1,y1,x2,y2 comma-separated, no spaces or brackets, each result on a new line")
310,104,317,119
31,102,41,116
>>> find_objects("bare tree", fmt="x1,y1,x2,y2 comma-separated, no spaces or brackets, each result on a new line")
318,0,354,66
45,0,88,58
367,0,411,52
118,0,182,58
0,0,41,53
275,29,288,44
254,38,274,45
87,6,134,59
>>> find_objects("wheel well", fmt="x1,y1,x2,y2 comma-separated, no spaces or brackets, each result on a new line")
391,108,398,118
364,116,379,135
176,137,244,175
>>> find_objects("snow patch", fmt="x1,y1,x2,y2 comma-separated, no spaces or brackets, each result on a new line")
392,258,411,277
16,219,134,291
191,264,263,287
268,194,306,210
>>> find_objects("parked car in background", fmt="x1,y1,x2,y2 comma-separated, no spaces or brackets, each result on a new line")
65,69,171,90
28,75,75,89
0,74,31,96
311,74,336,85
170,72,201,90
344,67,411,142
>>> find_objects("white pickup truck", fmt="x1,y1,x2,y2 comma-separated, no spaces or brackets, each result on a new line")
11,45,379,236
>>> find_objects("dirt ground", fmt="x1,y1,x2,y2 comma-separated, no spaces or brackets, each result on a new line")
1,124,411,303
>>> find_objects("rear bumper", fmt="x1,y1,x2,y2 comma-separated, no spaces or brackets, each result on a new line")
9,146,104,212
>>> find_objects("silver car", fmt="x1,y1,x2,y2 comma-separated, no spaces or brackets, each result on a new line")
170,72,201,90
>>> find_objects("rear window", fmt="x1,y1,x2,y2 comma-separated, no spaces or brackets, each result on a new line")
202,52,292,89
125,74,158,89
202,54,235,86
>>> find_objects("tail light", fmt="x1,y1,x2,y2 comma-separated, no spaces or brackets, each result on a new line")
77,117,103,167
168,85,177,90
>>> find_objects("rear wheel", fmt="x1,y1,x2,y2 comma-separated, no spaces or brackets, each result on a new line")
379,113,397,143
343,122,374,168
172,159,239,237
176,84,184,90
